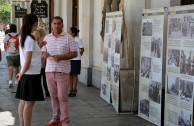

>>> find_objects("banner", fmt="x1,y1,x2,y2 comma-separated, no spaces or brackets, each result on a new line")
138,8,164,126
100,11,123,112
164,5,194,126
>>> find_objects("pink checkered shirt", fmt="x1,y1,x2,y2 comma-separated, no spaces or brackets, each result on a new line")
42,31,77,74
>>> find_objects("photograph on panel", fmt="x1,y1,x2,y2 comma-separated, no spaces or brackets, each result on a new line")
167,74,179,97
103,48,108,63
178,110,192,126
179,79,193,103
141,56,153,79
112,20,116,33
180,50,194,76
115,39,120,54
168,18,182,38
140,98,150,117
111,53,114,67
105,20,109,33
148,80,161,104
151,37,162,58
182,15,194,39
168,49,180,68
101,83,107,95
114,64,120,83
142,19,152,36
108,35,111,48
107,67,111,81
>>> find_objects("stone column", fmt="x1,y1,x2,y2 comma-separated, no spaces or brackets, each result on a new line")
78,0,94,86
10,0,16,24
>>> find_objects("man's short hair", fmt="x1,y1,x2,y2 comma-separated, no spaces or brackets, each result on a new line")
51,16,63,24
10,24,17,32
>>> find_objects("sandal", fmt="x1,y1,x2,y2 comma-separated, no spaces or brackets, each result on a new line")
72,89,77,97
68,90,74,97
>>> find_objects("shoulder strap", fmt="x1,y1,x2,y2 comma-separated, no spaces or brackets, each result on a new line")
15,34,19,37
8,34,12,37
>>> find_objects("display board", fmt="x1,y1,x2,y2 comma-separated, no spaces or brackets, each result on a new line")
164,5,194,126
100,11,123,112
138,8,164,126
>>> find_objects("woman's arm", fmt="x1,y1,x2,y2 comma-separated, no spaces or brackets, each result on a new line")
16,51,32,81
80,48,84,56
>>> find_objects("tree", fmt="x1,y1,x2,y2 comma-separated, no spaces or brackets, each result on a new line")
0,0,10,23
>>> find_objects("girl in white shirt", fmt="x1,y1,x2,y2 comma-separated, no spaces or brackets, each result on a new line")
15,14,45,126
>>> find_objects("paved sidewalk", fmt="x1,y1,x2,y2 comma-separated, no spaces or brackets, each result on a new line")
0,38,155,126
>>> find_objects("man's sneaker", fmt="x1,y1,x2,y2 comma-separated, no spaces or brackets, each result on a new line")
45,120,62,126
15,80,18,85
9,80,13,87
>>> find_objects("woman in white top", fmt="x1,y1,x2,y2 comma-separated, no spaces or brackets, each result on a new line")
68,27,84,97
15,14,45,126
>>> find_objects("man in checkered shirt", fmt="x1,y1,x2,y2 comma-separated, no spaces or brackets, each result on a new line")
42,16,77,126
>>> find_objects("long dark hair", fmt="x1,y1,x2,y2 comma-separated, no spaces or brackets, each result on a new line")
20,14,38,48
70,27,80,36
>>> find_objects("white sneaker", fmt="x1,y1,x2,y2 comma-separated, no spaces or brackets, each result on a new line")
15,80,18,85
9,80,13,87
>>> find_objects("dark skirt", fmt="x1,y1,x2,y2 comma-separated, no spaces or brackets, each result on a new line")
15,74,44,101
70,60,81,75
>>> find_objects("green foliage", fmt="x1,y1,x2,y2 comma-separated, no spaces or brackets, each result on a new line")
0,0,10,23
38,18,49,32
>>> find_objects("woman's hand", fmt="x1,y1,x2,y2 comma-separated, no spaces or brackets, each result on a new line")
39,41,47,48
15,73,23,82
42,52,49,59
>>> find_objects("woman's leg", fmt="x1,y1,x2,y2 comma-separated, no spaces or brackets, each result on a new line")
73,75,78,91
69,75,73,91
18,100,25,126
23,101,35,126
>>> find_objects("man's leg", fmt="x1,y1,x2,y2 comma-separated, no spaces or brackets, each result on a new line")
56,73,69,125
14,67,19,75
46,72,60,121
9,66,14,86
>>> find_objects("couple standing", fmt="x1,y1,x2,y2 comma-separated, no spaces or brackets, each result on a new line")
15,14,83,126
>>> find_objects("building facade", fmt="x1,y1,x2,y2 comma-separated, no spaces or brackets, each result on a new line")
10,0,183,112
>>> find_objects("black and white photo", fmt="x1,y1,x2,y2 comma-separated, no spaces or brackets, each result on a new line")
151,37,162,58
108,35,111,48
114,64,119,83
179,79,193,103
140,98,150,117
112,20,116,33
105,20,109,33
178,110,191,126
111,53,114,67
181,16,194,39
167,74,179,96
142,19,152,36
115,39,120,53
168,49,180,68
180,50,194,75
107,67,111,81
148,80,161,104
141,56,152,79
101,84,107,95
103,48,108,63
168,18,182,38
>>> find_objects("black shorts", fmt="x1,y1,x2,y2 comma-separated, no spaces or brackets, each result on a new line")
70,60,81,75
15,74,44,101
